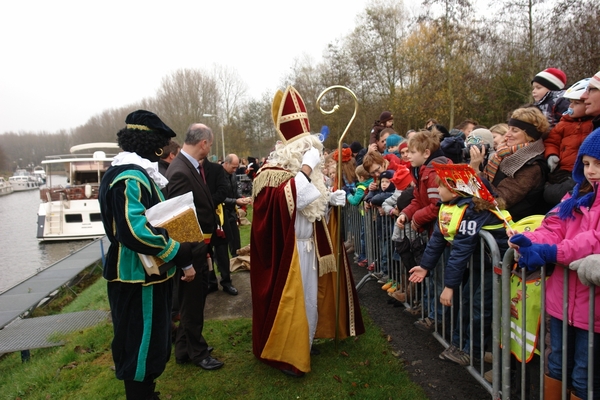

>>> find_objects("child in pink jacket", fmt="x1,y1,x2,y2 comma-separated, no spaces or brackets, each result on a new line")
509,128,600,400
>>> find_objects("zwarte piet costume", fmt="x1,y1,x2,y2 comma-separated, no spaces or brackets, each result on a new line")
99,110,194,399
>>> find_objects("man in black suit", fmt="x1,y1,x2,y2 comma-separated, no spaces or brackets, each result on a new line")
203,156,239,296
222,154,252,257
165,123,224,371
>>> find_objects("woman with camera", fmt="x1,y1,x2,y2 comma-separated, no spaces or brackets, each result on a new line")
469,107,549,222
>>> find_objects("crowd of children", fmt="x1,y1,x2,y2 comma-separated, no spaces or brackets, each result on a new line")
334,68,600,399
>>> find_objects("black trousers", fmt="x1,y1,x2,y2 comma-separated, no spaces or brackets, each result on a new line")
209,242,232,286
226,212,241,256
107,279,172,382
174,259,210,363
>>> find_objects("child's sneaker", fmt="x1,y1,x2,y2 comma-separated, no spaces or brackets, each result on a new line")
483,369,493,383
391,290,407,302
372,271,384,279
357,259,368,267
377,275,389,284
484,352,493,364
367,262,376,271
386,282,398,293
414,317,435,332
439,345,457,360
381,280,394,290
403,303,422,316
439,345,470,366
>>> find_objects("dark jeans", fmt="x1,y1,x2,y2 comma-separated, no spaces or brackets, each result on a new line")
548,316,600,399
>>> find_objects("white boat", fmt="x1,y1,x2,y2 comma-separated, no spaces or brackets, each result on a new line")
9,169,40,191
0,177,14,196
36,142,120,241
33,165,47,184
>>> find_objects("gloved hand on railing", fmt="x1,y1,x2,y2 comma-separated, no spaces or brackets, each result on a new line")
329,189,346,206
569,254,600,286
509,234,557,271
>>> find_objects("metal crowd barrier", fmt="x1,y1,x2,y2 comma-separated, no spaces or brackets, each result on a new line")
236,174,252,197
343,204,598,400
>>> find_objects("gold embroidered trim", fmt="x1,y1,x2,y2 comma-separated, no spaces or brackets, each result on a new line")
252,169,295,198
279,112,308,123
318,254,336,277
290,90,310,134
126,124,151,131
284,181,294,219
316,219,337,277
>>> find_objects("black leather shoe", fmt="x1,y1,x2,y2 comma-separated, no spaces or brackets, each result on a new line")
222,285,238,296
310,346,320,356
176,347,212,365
197,356,224,370
207,284,219,294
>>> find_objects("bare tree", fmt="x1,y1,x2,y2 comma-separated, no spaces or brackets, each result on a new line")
155,68,219,142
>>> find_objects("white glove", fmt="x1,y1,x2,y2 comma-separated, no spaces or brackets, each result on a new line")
547,155,559,173
329,189,346,206
302,147,321,170
569,254,600,286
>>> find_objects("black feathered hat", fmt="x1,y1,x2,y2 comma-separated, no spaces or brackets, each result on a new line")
125,110,176,138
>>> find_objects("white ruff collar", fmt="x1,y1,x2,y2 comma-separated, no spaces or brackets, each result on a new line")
112,152,169,189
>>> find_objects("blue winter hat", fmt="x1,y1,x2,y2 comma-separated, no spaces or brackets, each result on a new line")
386,134,403,148
380,170,394,180
558,127,600,220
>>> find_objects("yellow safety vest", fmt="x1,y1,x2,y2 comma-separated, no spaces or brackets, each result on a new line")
438,203,513,243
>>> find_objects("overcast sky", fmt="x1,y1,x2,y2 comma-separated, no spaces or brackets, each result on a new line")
0,0,371,133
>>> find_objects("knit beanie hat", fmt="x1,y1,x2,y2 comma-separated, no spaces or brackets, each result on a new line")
589,71,600,91
379,111,393,123
386,134,403,148
380,170,394,180
532,68,567,91
558,127,600,220
466,128,494,148
391,165,413,190
399,141,408,151
350,141,363,154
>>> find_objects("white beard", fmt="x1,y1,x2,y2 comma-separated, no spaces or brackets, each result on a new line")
268,135,329,223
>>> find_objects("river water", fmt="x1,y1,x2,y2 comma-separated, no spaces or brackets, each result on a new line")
0,175,91,294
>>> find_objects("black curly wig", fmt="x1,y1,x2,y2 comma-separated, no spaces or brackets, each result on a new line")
117,128,171,162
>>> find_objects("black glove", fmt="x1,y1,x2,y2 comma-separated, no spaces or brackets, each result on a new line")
172,242,194,268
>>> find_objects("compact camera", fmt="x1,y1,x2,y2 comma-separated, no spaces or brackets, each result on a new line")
462,143,491,162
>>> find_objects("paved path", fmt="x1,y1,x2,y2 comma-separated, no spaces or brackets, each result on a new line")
204,269,252,320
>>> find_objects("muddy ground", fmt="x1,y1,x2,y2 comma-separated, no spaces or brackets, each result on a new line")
350,262,492,400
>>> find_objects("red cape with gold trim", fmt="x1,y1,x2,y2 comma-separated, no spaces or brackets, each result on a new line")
250,168,364,373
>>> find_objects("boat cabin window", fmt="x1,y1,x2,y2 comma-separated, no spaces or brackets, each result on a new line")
72,171,104,185
65,214,83,223
90,213,102,222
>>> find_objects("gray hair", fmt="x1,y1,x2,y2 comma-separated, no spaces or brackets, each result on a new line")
224,154,238,164
184,123,213,145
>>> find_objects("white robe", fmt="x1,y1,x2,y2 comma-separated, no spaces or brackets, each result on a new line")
294,172,323,345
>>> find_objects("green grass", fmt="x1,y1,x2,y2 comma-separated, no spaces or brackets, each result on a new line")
0,205,427,399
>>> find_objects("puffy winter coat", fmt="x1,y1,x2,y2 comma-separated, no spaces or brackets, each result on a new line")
524,194,600,333
401,149,451,234
544,114,594,172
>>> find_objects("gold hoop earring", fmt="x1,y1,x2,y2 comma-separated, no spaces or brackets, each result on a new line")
155,148,164,157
